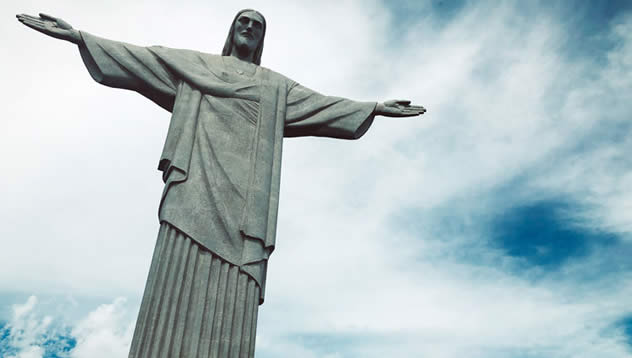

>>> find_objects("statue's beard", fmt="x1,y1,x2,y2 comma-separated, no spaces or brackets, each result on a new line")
234,42,253,58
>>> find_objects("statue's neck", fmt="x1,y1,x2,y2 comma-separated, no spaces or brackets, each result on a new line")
230,44,255,64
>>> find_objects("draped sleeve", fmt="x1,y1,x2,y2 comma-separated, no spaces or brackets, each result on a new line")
78,31,179,112
284,82,377,139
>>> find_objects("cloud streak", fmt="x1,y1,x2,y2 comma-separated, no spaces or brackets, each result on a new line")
1,0,631,357
0,296,134,358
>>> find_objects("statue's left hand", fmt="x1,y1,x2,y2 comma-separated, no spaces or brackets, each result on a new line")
376,100,426,117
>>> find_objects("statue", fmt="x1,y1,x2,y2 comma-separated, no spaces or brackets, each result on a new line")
17,10,425,358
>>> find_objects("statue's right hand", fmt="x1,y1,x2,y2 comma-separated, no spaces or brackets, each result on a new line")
16,13,81,44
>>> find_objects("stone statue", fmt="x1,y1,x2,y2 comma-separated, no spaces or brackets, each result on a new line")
17,10,425,358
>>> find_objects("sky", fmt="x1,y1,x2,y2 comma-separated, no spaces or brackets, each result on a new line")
1,0,632,357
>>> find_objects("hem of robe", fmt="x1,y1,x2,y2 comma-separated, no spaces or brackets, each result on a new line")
129,222,260,358
352,104,377,139
159,219,267,305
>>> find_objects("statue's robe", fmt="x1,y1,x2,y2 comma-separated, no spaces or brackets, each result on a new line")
78,32,376,358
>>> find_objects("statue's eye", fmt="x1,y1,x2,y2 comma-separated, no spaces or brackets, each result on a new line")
238,17,249,25
252,21,262,30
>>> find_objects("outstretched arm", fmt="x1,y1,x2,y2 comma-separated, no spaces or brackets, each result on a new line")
285,83,377,139
17,12,181,111
16,13,81,45
375,100,426,117
285,82,427,139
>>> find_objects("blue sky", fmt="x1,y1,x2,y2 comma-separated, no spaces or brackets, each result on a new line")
1,0,632,357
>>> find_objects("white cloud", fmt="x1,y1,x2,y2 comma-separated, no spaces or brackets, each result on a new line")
3,296,56,358
527,14,632,237
12,296,37,321
10,346,44,358
70,298,134,358
1,0,631,357
1,296,134,358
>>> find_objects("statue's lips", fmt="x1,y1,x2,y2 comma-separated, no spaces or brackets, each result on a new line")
240,32,254,39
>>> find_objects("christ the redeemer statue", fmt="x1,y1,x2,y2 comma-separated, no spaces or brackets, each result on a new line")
17,9,425,358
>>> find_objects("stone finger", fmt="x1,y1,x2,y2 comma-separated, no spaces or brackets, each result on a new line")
20,14,43,22
39,13,57,21
20,18,45,28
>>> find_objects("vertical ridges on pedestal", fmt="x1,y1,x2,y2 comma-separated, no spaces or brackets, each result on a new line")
129,222,261,358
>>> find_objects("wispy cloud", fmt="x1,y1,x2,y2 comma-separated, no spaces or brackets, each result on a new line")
1,0,631,357
69,298,133,358
0,296,74,358
0,296,133,358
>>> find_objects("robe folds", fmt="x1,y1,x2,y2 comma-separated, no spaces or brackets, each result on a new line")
78,32,376,303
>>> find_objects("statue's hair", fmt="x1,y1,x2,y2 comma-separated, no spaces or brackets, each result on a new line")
222,9,266,65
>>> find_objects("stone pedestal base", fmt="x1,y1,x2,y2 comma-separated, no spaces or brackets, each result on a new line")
129,223,260,358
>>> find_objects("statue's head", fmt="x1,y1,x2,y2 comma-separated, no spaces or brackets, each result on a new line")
222,9,266,65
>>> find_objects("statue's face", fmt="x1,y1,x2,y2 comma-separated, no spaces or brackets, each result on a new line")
232,11,264,56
